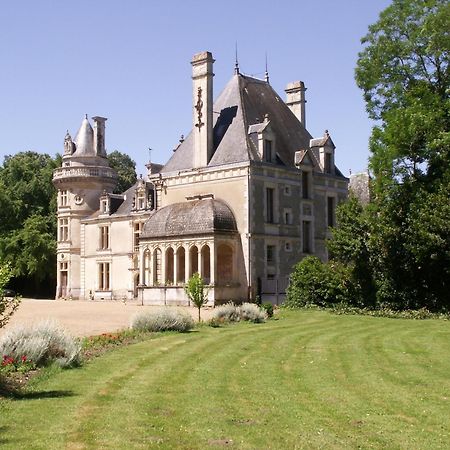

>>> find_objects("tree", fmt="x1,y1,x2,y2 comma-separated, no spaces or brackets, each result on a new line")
184,273,209,322
0,263,20,330
335,0,450,310
0,152,59,296
108,150,137,194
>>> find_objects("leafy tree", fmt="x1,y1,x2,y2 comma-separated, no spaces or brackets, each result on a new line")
108,150,137,194
0,263,20,330
0,152,59,296
331,0,450,310
184,273,209,322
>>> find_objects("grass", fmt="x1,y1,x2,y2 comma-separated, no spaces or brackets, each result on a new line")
1,309,450,449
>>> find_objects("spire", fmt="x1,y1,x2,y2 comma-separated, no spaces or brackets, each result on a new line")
265,52,270,83
234,42,240,75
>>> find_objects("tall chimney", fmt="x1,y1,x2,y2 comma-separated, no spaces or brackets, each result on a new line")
285,81,307,128
92,116,107,157
191,51,214,168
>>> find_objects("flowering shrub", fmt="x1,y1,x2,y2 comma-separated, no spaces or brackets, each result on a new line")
0,320,81,368
212,303,241,323
131,309,194,332
211,302,267,325
1,354,36,374
240,303,267,323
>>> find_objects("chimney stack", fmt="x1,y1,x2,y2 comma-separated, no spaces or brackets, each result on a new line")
285,81,307,128
191,51,214,168
92,116,107,157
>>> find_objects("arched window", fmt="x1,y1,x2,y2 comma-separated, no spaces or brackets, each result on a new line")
144,248,151,285
153,248,162,285
217,244,233,284
176,247,186,284
201,245,210,284
189,246,198,277
166,247,174,284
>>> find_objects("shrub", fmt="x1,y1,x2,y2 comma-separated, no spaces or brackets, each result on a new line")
239,303,267,323
285,256,352,308
261,302,274,318
0,263,20,330
131,308,194,332
185,273,209,322
212,303,241,323
0,320,81,368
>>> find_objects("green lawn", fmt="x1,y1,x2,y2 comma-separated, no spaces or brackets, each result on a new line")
1,310,450,449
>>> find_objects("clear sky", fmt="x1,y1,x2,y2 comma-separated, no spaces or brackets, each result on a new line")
0,0,391,177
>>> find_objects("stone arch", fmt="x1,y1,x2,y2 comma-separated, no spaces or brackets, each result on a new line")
217,243,233,284
144,247,151,285
166,247,174,284
189,245,198,277
176,246,186,284
153,248,162,285
201,244,210,284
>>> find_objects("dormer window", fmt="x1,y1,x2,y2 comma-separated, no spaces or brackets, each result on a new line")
137,192,145,210
100,199,109,214
325,153,332,174
263,140,273,162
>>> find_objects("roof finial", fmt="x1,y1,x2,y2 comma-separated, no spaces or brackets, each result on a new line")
148,147,152,164
234,42,240,75
265,51,270,83
85,113,88,120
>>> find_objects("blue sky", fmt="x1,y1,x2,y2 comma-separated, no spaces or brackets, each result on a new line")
0,0,391,176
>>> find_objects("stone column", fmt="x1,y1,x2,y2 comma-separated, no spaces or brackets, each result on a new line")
198,247,202,278
210,241,215,285
173,249,178,285
161,246,167,285
139,248,145,285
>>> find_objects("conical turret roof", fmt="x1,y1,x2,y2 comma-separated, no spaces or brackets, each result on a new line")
73,115,94,156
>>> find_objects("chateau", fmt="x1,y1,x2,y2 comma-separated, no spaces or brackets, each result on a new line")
52,51,348,305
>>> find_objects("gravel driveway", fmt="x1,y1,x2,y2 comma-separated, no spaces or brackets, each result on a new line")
1,298,214,337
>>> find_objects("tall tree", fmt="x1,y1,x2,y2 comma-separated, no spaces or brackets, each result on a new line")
108,150,137,194
329,0,450,310
0,151,59,296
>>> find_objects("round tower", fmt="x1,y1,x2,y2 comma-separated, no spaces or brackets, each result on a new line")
53,115,117,300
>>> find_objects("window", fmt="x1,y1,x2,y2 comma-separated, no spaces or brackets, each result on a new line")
263,140,272,162
133,222,142,251
137,192,145,210
302,171,310,199
266,187,274,223
284,209,293,225
325,153,332,174
59,218,69,242
99,226,110,250
100,199,108,214
266,245,275,264
327,197,335,227
302,221,311,253
98,262,110,290
60,190,68,206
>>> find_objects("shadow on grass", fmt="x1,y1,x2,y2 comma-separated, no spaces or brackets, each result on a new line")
0,426,9,445
1,383,75,400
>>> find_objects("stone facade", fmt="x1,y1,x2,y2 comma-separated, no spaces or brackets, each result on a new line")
53,51,348,305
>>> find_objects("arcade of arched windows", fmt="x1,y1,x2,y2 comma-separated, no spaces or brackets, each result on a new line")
138,240,235,287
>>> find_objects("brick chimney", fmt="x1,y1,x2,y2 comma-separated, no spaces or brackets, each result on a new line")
191,51,214,168
92,116,107,157
285,81,307,128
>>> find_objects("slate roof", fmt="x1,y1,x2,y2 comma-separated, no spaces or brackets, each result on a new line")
141,198,237,239
73,116,95,157
162,74,313,173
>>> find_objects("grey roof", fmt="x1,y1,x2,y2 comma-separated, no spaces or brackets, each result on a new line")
73,116,95,157
141,198,237,239
162,74,313,172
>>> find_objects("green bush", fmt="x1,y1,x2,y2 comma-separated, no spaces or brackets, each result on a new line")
131,309,194,332
261,302,274,318
0,320,81,368
285,256,352,308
